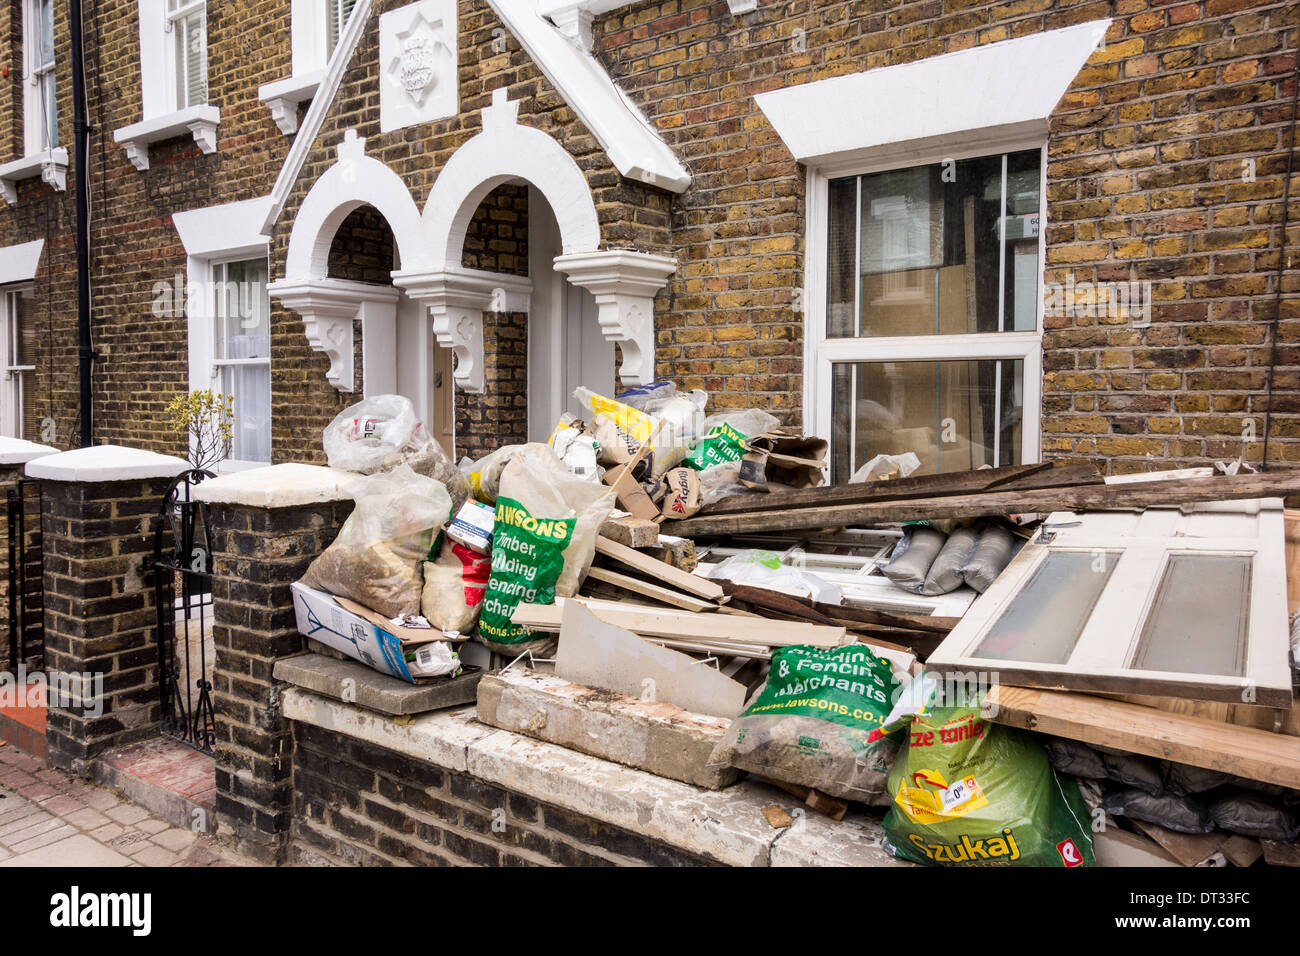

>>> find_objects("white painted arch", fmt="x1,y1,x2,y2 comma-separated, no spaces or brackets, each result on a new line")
422,88,601,267
284,129,429,280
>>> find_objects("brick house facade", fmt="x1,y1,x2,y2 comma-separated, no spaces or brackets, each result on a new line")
0,0,1295,478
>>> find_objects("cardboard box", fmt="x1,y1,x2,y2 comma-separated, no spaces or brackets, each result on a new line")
292,582,460,684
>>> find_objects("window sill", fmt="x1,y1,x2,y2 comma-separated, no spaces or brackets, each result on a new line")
257,70,323,136
0,149,69,205
112,105,221,171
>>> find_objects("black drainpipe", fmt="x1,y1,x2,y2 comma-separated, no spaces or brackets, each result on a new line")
70,0,94,447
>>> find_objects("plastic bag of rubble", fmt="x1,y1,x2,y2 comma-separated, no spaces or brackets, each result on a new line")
476,444,617,658
684,409,780,471
301,465,453,620
462,444,527,505
422,540,491,635
323,395,469,511
696,463,752,507
709,643,902,804
706,549,843,604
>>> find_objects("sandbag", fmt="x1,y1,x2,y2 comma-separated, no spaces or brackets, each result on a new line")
709,644,900,804
1100,750,1165,796
421,541,490,635
1208,791,1300,842
879,526,948,593
1101,789,1213,834
961,524,1018,593
1045,738,1108,781
1162,762,1231,796
921,526,979,596
477,444,616,656
881,689,1096,867
301,466,452,620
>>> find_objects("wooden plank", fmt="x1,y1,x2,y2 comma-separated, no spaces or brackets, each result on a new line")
666,471,1300,537
694,461,1083,517
983,685,1300,790
585,565,718,613
595,535,725,601
512,598,848,648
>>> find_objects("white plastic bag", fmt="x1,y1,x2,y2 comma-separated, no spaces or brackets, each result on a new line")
301,465,453,619
323,395,420,474
706,549,843,604
850,452,921,484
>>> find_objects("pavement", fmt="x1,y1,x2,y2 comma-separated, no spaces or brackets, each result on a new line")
0,742,256,867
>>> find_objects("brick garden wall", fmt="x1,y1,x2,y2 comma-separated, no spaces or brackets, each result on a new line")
593,0,1300,470
289,721,715,866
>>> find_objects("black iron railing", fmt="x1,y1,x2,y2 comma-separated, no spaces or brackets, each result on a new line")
5,478,44,672
153,469,215,754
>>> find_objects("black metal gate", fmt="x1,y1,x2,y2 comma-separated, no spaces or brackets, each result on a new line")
153,469,215,754
5,478,44,672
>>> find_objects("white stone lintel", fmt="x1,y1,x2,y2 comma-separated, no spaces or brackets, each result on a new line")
268,277,401,393
191,463,359,508
391,266,532,395
552,250,676,386
25,445,191,483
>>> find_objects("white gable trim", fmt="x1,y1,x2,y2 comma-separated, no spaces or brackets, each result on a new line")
489,0,690,194
755,20,1111,168
0,239,44,285
420,89,600,266
262,0,374,235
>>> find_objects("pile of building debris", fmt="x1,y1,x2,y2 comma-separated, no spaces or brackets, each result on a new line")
290,387,1300,868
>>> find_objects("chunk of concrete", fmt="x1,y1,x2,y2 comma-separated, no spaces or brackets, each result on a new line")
274,652,481,716
476,667,740,789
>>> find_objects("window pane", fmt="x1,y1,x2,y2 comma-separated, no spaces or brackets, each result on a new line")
829,358,1023,481
12,288,37,367
221,362,271,463
176,11,207,107
215,260,269,361
972,550,1119,664
1132,554,1251,677
41,70,57,149
39,0,54,64
825,150,1040,339
327,0,358,57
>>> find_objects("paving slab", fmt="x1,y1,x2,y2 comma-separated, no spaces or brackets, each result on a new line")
0,833,135,867
274,652,482,715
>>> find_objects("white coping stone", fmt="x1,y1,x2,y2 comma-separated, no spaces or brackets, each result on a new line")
0,437,58,466
191,463,359,508
24,444,191,482
282,687,907,867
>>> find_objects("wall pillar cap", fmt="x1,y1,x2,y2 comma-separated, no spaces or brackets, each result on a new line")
191,463,360,508
0,437,59,466
25,445,191,482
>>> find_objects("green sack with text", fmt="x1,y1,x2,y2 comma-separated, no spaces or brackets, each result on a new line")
708,644,901,804
879,678,1095,867
477,444,615,658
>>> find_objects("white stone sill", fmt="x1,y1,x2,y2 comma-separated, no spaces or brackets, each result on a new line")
0,148,69,205
282,686,906,867
113,105,221,170
258,70,324,135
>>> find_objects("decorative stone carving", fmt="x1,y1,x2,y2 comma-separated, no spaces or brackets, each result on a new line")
267,278,400,392
379,0,457,133
552,251,677,386
392,266,532,394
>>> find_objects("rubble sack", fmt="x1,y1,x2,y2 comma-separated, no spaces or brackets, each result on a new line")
301,466,452,620
709,644,901,804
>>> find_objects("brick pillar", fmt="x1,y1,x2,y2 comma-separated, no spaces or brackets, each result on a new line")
197,464,354,864
25,445,191,773
0,440,56,670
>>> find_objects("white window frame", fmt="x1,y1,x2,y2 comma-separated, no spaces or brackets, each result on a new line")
1,285,36,440
22,0,57,156
186,254,272,472
803,133,1046,480
925,502,1291,707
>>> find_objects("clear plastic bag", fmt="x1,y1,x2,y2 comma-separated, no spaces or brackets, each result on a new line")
462,444,526,505
323,395,420,474
300,465,452,619
706,549,843,604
